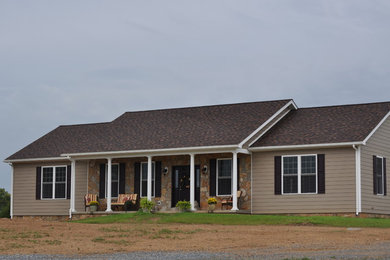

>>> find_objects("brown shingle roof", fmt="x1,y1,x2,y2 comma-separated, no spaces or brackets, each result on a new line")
6,99,291,160
251,101,390,147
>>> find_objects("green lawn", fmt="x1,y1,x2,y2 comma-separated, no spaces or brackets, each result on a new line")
74,212,390,228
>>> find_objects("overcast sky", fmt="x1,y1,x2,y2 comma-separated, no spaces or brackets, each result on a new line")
1,0,390,192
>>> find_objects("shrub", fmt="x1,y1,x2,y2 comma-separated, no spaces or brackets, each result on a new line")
0,188,10,218
89,201,99,206
140,198,155,213
207,198,217,205
176,201,191,211
124,200,136,211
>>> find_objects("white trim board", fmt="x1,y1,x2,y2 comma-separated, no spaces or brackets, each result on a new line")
3,157,69,163
61,145,239,158
249,142,363,151
238,100,297,148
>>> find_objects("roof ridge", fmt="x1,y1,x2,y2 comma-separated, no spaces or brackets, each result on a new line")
300,100,390,110
116,99,292,117
59,122,111,128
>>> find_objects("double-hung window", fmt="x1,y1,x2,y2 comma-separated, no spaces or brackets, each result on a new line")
41,166,67,199
141,162,155,198
105,164,119,198
282,155,317,194
375,156,385,195
217,159,232,196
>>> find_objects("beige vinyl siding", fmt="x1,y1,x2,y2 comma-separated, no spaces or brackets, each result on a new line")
74,161,88,212
361,116,390,214
13,161,87,216
252,148,356,214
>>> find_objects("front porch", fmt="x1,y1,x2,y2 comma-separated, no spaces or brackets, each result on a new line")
70,152,252,216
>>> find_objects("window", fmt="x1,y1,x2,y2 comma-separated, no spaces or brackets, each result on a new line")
217,159,232,196
41,166,67,199
105,164,119,198
375,156,384,195
141,162,155,198
282,155,317,194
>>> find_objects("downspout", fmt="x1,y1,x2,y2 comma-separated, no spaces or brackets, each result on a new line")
9,163,13,219
353,145,361,216
66,156,72,219
250,152,253,215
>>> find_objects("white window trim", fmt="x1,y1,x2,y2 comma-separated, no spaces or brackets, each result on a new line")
105,163,120,198
41,165,67,200
281,154,318,195
216,158,233,196
376,156,385,196
140,162,156,198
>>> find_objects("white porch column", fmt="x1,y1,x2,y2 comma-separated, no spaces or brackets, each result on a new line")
70,159,76,213
106,158,112,212
147,156,152,201
190,153,195,211
231,152,238,211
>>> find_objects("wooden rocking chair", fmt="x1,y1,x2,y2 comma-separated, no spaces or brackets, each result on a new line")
221,190,242,210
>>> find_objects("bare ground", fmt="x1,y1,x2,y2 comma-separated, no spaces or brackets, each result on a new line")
0,218,390,258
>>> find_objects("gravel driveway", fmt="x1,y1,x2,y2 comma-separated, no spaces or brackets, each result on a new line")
1,242,390,260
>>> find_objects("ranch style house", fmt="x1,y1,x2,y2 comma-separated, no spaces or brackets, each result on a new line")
4,99,390,218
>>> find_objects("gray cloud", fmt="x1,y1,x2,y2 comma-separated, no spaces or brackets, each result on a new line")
1,0,390,191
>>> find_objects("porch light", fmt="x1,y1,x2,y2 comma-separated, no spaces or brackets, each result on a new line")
163,166,168,175
202,165,208,174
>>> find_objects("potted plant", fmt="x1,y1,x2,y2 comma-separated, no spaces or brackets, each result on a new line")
89,201,99,213
207,198,217,213
175,201,191,212
140,198,155,213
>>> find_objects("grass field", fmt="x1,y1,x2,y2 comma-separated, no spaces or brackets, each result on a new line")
74,212,390,228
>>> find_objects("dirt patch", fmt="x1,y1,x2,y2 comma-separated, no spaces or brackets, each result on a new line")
0,218,389,256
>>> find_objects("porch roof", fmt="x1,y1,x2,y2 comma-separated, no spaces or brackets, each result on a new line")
6,99,292,161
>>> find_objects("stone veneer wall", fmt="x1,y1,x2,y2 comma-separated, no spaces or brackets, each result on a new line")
87,153,251,211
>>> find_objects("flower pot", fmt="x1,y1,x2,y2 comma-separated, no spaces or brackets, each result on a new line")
208,204,216,213
90,205,98,212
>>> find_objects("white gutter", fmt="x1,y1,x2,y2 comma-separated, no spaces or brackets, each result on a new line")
353,145,362,216
3,157,69,164
61,145,240,160
362,110,390,145
9,163,13,219
4,145,250,163
249,142,363,151
238,100,297,148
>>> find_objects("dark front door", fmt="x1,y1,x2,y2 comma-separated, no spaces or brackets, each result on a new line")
172,165,200,208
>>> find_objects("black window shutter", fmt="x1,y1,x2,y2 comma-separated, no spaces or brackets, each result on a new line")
373,155,378,195
134,162,141,196
317,154,325,194
99,163,105,198
274,156,281,195
67,165,71,199
384,158,387,196
209,159,216,196
36,166,41,200
155,161,162,197
119,163,126,194
237,158,240,191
